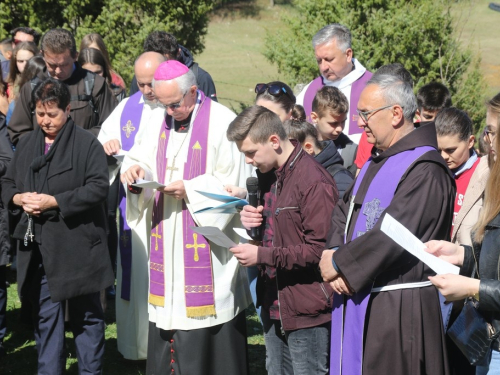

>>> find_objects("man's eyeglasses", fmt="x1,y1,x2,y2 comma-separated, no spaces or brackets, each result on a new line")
255,83,294,102
157,92,187,111
356,104,398,123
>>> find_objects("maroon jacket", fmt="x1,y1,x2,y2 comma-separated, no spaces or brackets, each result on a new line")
257,142,338,331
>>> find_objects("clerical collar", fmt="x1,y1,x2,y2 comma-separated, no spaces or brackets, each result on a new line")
144,99,159,108
173,113,193,132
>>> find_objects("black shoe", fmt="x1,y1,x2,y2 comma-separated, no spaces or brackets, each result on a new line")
106,285,116,300
0,343,6,358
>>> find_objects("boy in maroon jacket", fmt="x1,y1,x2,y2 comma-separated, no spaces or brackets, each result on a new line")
227,105,337,375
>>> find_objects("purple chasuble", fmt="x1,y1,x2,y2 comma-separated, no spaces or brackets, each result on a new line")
118,91,144,300
302,71,373,135
330,145,434,375
149,91,216,317
303,76,323,124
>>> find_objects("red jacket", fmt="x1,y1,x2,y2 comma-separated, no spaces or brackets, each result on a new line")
257,143,338,331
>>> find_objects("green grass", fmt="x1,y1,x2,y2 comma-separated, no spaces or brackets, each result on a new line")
4,1,498,372
196,0,500,112
451,0,500,97
1,266,266,374
195,0,293,112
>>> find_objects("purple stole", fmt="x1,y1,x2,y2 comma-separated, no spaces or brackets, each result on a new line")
118,91,144,300
302,71,373,135
149,91,216,317
330,145,434,375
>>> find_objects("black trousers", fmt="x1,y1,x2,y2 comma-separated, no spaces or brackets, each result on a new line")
26,264,105,375
146,311,249,375
107,174,120,275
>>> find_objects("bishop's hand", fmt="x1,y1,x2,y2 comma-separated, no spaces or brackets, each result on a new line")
159,180,186,200
224,184,247,199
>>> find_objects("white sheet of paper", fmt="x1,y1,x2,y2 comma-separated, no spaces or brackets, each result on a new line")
380,213,459,275
233,227,252,241
113,154,126,163
190,226,237,248
131,179,165,189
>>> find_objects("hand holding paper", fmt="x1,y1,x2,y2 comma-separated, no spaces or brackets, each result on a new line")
423,240,465,267
121,165,146,185
229,243,258,267
190,226,258,266
428,274,480,301
159,180,187,200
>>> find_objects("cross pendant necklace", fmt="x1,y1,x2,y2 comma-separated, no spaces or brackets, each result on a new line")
166,157,179,182
166,119,191,182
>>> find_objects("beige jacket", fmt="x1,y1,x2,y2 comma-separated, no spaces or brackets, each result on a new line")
452,156,490,246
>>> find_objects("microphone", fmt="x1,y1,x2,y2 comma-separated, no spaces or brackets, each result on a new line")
246,177,261,240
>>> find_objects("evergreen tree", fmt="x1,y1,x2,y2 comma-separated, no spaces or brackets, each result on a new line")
265,0,486,132
0,0,213,86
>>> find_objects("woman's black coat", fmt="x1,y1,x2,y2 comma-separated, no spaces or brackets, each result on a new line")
463,213,500,350
0,113,13,266
1,119,113,302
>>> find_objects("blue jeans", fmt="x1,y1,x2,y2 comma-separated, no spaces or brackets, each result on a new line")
247,266,261,317
261,308,330,375
476,349,500,375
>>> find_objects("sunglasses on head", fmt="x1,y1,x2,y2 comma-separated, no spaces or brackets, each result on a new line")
255,83,293,101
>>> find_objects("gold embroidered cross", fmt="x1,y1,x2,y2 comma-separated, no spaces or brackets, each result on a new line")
122,120,136,139
151,227,161,251
186,233,206,262
166,158,179,182
120,232,130,247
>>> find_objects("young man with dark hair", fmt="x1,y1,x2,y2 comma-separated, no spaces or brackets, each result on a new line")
416,81,452,124
311,86,358,173
129,31,217,100
0,38,12,61
228,105,337,374
8,28,117,144
10,27,41,47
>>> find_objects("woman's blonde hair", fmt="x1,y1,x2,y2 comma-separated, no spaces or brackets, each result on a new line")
474,92,500,242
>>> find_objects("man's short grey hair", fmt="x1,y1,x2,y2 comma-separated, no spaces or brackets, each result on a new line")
366,74,417,122
152,68,197,93
312,23,352,52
